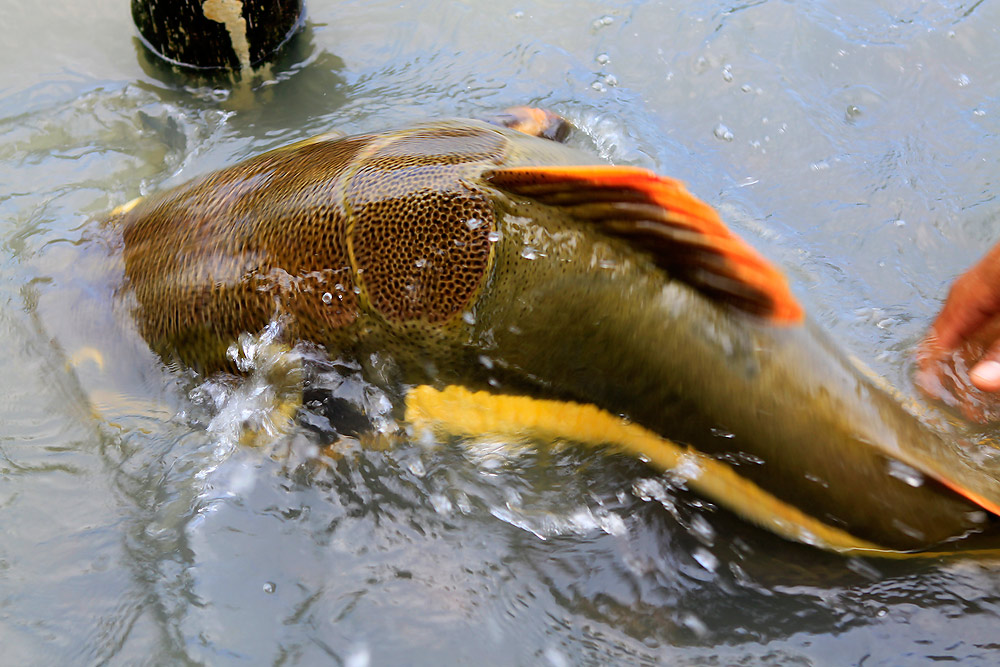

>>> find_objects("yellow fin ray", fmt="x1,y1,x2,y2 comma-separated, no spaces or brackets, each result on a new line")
405,384,899,555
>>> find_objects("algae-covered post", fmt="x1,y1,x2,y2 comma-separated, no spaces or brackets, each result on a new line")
131,0,304,71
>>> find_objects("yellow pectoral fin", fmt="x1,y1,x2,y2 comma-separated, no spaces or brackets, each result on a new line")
405,384,894,555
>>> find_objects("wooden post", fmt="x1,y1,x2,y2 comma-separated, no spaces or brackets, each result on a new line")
132,0,304,71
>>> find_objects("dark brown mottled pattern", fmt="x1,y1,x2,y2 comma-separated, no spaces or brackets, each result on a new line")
120,136,372,370
116,123,520,371
345,127,504,323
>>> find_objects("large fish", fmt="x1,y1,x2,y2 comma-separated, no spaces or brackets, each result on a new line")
109,109,1000,552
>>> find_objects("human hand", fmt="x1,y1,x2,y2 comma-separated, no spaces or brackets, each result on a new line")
917,241,1000,422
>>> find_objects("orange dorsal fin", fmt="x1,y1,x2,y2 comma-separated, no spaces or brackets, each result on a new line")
485,165,803,324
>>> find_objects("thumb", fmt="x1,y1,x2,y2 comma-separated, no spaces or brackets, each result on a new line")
970,341,1000,392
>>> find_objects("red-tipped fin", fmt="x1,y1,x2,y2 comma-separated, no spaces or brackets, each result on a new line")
485,165,803,324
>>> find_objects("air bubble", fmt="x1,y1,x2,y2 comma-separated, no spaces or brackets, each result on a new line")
713,124,734,142
592,15,614,29
321,292,333,304
596,53,610,65
263,581,276,594
886,459,924,487
487,231,502,243
521,247,539,260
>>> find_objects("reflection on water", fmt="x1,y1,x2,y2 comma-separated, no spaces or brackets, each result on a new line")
3,0,1000,663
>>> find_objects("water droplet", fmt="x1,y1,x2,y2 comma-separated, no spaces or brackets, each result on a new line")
345,645,371,667
512,10,524,19
591,81,607,92
430,493,453,514
414,258,427,268
846,557,881,581
465,217,482,230
721,64,733,82
692,546,719,572
462,311,476,325
846,104,862,121
967,510,987,524
886,459,924,487
603,74,618,87
543,645,570,667
595,53,610,65
321,292,333,304
804,472,829,488
592,15,614,29
680,612,709,637
690,514,716,545
478,355,494,369
709,427,734,439
487,230,502,243
713,123,734,142
741,83,752,93
974,108,986,117
672,454,703,482
263,581,276,594
956,73,971,87
521,247,539,260
409,459,426,477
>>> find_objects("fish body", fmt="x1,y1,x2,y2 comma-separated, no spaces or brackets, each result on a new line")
113,117,1000,551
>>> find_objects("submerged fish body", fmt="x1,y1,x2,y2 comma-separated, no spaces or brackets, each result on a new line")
111,117,1000,551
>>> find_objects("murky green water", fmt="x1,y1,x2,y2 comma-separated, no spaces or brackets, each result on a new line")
3,0,1000,664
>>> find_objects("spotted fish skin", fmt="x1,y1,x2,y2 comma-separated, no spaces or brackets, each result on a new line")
115,121,590,375
111,118,1000,551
